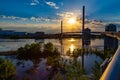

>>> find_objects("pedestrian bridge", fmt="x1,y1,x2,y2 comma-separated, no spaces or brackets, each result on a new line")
100,46,120,80
105,32,120,40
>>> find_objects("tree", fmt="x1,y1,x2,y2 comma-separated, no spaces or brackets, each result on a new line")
91,61,102,80
0,58,16,80
50,58,89,80
17,43,42,60
43,42,60,57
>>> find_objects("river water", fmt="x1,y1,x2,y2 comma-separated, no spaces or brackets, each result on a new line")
0,38,104,52
0,38,119,80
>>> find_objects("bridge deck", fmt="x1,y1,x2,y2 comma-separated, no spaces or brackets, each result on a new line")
106,33,120,40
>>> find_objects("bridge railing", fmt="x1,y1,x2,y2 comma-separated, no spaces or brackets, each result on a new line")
100,46,120,80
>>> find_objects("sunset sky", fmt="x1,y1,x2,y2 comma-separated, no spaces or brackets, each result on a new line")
0,0,120,33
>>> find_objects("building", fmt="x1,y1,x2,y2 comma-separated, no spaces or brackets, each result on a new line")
35,32,44,37
0,30,27,37
14,31,27,36
84,28,91,36
105,24,116,32
83,28,91,45
104,24,118,51
27,32,44,38
0,30,15,36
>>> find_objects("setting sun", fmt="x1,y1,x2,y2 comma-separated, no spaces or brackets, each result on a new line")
68,18,76,24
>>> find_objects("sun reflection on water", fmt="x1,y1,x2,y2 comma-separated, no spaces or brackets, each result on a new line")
69,44,75,53
69,38,75,42
62,38,82,55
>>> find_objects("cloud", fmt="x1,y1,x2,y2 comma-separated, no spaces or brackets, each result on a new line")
30,0,39,6
29,16,60,22
0,15,111,32
56,11,105,25
0,15,61,25
0,21,60,33
83,19,107,32
30,3,37,6
0,15,28,21
45,1,59,9
56,11,107,31
0,15,60,22
56,11,82,19
56,12,76,19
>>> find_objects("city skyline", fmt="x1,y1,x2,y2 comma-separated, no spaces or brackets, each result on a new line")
0,0,120,33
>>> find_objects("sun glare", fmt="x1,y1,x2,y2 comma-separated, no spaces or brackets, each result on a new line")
69,38,75,42
70,44,75,53
68,18,76,24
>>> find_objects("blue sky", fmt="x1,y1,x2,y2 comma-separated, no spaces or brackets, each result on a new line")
0,0,120,33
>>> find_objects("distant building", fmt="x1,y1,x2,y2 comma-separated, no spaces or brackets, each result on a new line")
104,24,118,51
118,31,120,37
83,28,91,45
84,28,91,36
35,32,44,37
0,30,27,36
14,31,27,36
27,32,44,38
27,33,35,37
0,30,15,36
105,24,116,32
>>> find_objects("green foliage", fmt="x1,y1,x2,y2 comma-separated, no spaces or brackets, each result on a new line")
63,58,88,80
16,42,111,80
17,42,42,60
49,57,89,80
0,58,16,80
66,47,116,60
93,48,102,54
66,48,82,57
55,73,63,80
43,42,60,57
44,42,54,52
91,61,102,80
46,56,60,68
14,41,116,80
104,49,115,58
17,42,60,60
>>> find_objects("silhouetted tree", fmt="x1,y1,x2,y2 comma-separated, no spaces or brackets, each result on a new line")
17,43,42,60
43,42,60,57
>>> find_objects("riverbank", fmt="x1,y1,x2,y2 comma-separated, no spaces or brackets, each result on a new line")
0,51,16,55
0,33,104,39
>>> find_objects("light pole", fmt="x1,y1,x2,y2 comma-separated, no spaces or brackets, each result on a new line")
82,5,85,69
82,5,85,46
60,20,63,55
61,20,63,39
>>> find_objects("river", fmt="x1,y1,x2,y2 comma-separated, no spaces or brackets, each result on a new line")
0,38,119,80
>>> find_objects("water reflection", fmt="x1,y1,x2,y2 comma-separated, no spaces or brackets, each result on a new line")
104,36,118,52
60,37,91,70
60,38,82,55
69,38,76,42
1,38,118,77
69,44,75,53
69,38,76,53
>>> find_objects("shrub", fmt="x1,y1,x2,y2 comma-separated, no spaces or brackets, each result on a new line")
0,58,16,80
